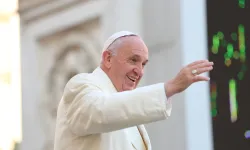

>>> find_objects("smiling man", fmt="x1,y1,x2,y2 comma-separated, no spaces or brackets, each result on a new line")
101,34,148,91
54,31,214,150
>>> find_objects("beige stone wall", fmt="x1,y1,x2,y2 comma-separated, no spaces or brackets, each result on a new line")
19,0,90,24
19,0,51,10
20,1,212,150
20,1,104,149
37,18,101,150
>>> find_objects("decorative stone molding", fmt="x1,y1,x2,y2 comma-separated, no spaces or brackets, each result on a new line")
19,0,90,24
37,18,101,150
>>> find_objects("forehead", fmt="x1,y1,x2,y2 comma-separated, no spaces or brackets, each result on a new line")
116,36,148,59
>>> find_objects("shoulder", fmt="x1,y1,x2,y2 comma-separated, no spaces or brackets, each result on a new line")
65,72,97,89
62,72,100,103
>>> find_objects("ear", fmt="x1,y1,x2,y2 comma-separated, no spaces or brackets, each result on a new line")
102,51,112,69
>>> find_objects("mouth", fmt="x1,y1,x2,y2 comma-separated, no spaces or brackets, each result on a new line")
127,76,137,83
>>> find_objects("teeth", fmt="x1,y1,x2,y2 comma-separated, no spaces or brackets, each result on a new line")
128,76,136,82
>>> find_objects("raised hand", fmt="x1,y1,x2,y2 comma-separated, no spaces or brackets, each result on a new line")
165,60,214,98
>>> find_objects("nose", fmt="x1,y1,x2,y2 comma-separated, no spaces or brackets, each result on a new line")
133,66,144,77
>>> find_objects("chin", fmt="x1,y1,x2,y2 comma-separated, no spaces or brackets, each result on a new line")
121,82,137,91
123,87,135,91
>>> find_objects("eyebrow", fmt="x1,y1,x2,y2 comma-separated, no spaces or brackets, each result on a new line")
130,54,149,64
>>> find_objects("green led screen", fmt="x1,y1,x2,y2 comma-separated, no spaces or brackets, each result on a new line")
207,0,250,149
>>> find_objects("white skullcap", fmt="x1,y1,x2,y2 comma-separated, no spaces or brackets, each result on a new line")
102,31,138,52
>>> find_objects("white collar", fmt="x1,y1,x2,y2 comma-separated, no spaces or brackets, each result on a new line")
92,67,118,93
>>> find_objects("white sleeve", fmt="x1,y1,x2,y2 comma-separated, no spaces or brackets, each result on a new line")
63,80,172,136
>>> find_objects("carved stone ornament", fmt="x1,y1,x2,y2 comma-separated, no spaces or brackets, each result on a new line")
37,20,101,150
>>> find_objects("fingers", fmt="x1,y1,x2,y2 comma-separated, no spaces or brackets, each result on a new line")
191,61,214,75
193,75,210,82
192,61,213,69
195,66,213,75
188,60,213,83
187,60,209,68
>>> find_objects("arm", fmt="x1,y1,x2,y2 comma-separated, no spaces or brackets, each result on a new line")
63,79,171,136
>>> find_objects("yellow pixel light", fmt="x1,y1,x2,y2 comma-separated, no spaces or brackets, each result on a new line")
0,0,22,150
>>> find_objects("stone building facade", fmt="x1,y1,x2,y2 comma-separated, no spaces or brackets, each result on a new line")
19,0,212,150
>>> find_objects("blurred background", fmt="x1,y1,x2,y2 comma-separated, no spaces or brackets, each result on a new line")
0,0,249,150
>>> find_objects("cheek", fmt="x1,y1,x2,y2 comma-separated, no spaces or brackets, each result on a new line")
113,63,129,80
124,65,135,76
118,62,132,73
114,61,135,80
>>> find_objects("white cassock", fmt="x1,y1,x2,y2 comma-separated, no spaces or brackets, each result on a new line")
54,67,172,150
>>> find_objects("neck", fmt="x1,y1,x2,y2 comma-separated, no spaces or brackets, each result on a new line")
100,65,110,77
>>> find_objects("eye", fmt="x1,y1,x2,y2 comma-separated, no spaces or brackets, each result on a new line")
142,61,148,67
130,58,137,63
132,58,137,62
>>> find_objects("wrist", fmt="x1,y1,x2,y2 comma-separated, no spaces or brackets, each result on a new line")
164,79,177,98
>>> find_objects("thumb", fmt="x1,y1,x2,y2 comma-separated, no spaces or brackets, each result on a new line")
193,75,210,82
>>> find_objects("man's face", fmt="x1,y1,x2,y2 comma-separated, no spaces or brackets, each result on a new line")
107,36,148,92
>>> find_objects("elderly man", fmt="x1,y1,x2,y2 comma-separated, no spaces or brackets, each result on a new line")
54,31,213,150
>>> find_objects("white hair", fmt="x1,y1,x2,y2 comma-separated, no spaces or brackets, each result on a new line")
100,31,139,63
102,31,139,53
108,35,139,55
